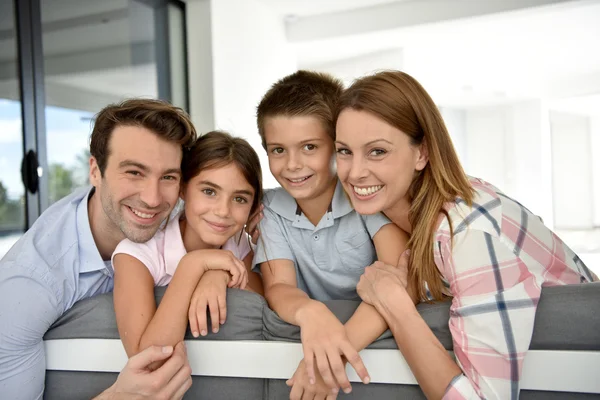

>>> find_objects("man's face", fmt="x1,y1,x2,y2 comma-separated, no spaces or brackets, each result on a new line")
90,125,182,243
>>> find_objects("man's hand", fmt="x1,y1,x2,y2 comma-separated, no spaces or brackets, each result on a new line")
95,342,192,400
357,250,411,307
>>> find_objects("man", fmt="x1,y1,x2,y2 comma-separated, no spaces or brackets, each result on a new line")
0,99,197,399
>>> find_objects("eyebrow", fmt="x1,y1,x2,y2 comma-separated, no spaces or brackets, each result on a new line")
119,160,181,175
266,137,325,147
335,139,393,147
197,180,254,196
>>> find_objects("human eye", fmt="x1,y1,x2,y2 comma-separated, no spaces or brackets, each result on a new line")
303,143,317,151
270,147,284,155
369,148,387,157
126,170,142,177
335,147,351,156
162,175,178,181
233,196,248,204
202,188,216,196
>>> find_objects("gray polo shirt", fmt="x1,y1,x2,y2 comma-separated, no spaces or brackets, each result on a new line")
253,180,391,301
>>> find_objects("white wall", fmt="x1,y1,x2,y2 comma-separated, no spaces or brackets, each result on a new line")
440,107,467,167
209,0,297,188
592,116,600,227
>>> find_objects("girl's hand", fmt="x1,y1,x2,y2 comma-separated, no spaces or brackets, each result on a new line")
296,302,370,394
357,250,410,306
185,249,248,289
188,270,229,337
287,359,338,400
245,204,264,245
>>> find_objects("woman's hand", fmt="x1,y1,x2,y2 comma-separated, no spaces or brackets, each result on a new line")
184,249,248,289
296,302,369,394
188,270,229,337
287,359,338,400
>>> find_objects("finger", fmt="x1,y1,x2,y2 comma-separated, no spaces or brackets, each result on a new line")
197,300,209,336
340,343,370,385
251,229,260,245
326,393,338,400
314,394,327,400
325,349,350,393
301,387,316,400
289,379,304,400
155,345,192,399
218,294,227,325
303,349,316,385
314,349,337,391
208,297,220,334
126,345,174,371
146,343,187,390
188,300,199,338
286,376,295,387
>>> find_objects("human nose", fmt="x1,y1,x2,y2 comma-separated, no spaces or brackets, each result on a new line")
348,156,368,181
214,196,230,218
286,151,302,171
139,179,162,208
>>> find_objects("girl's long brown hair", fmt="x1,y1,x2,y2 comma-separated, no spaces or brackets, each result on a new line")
336,71,474,301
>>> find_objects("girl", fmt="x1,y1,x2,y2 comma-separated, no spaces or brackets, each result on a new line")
113,131,264,359
334,70,599,399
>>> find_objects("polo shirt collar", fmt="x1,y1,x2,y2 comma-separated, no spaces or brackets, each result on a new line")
269,179,354,226
77,187,112,274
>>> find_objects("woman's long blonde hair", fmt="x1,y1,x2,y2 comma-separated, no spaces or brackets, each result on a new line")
336,71,474,301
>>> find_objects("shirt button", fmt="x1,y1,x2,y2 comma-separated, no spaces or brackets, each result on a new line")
313,234,319,241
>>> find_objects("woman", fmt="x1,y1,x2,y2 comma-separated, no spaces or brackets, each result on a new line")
333,70,598,399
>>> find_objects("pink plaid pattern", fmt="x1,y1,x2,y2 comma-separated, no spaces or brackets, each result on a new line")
434,178,598,399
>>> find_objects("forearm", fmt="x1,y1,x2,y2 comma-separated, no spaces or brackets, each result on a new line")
264,283,319,325
138,257,204,352
375,288,461,400
344,302,388,351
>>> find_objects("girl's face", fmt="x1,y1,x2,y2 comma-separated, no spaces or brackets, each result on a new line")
182,163,255,248
335,109,428,216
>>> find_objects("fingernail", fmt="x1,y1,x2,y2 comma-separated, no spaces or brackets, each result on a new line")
192,331,199,338
213,328,219,333
162,346,173,354
364,376,371,384
404,249,411,257
201,330,207,336
344,388,352,394
332,388,339,394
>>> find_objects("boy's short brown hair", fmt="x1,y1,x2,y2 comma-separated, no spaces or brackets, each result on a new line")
256,70,343,149
90,98,197,176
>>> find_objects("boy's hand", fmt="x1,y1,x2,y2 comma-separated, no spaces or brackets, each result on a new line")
287,359,338,400
245,204,264,245
188,270,229,337
296,302,370,394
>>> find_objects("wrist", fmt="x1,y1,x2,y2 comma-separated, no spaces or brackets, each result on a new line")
372,285,415,319
295,300,326,325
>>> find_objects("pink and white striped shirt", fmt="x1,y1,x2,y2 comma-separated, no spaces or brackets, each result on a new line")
434,178,597,399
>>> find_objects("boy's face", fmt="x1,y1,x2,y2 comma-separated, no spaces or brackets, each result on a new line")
263,115,336,203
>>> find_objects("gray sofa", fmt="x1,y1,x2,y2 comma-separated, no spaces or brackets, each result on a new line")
44,283,600,399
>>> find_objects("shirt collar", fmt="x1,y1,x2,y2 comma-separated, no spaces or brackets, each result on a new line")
269,179,354,226
77,187,112,274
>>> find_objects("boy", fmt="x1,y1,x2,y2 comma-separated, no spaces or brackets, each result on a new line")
253,71,409,398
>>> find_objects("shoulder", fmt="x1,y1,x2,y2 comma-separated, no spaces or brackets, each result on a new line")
222,232,252,260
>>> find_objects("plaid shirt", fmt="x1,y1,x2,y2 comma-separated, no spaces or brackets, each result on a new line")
434,178,598,400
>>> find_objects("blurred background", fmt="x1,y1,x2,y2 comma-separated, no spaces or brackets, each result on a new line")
1,0,599,274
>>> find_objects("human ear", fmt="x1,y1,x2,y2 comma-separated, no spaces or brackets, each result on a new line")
415,140,429,171
89,157,101,186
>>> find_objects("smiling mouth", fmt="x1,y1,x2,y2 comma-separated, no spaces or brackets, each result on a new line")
352,185,384,197
127,206,158,219
205,220,232,232
286,175,312,184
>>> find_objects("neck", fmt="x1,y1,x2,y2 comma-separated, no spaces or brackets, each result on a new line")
180,218,217,252
383,196,413,234
88,190,125,261
296,177,337,226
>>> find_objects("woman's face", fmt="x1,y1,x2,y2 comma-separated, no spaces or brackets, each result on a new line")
335,109,428,216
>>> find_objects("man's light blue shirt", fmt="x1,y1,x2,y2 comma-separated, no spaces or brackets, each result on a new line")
0,186,114,312
0,186,113,399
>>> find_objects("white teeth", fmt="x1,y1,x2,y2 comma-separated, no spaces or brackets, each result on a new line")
289,177,309,183
353,185,383,196
130,208,156,219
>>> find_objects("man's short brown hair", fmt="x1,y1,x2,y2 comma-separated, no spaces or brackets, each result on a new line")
90,99,197,175
256,70,343,149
